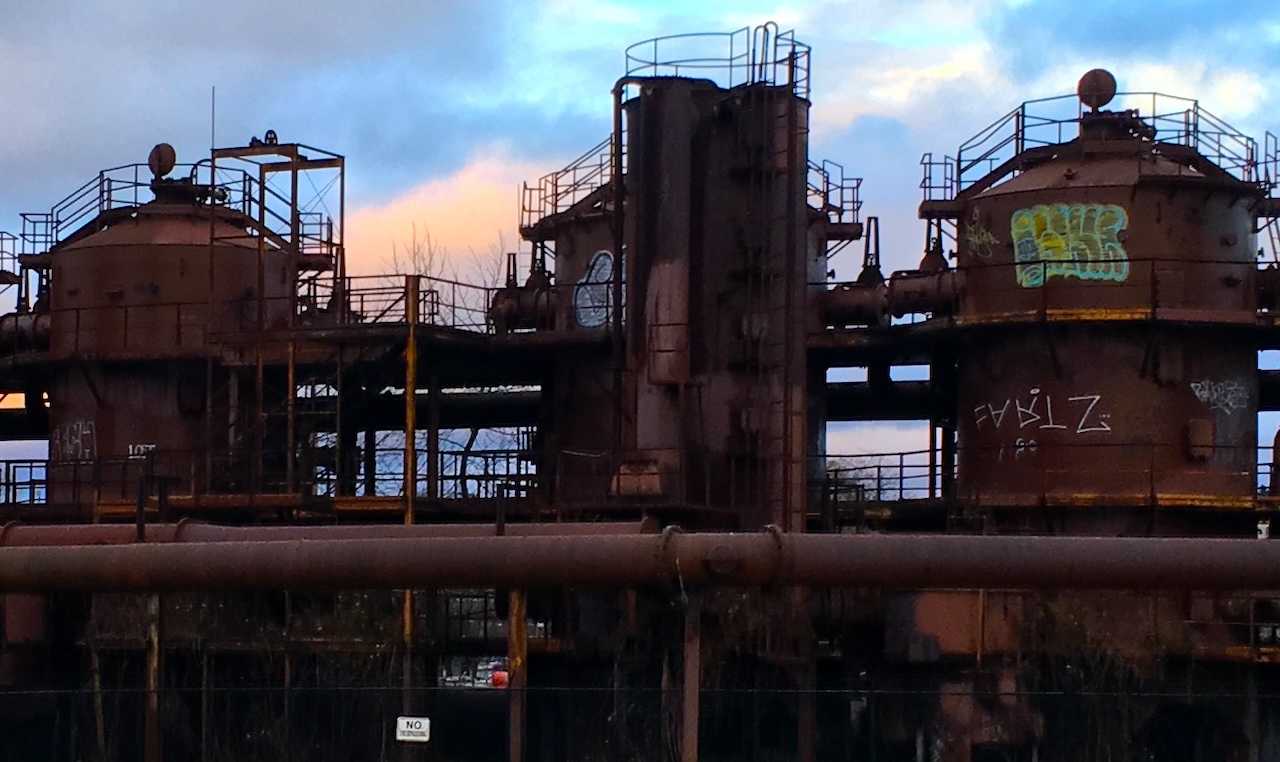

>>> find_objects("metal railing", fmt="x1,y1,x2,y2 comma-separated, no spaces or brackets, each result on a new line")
625,25,811,99
0,444,797,519
519,136,614,234
0,438,1273,520
808,159,862,224
21,164,247,256
19,162,340,266
922,91,1266,203
0,273,627,368
823,450,939,502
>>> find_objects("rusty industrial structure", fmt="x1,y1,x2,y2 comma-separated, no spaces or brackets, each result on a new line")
2,24,1280,761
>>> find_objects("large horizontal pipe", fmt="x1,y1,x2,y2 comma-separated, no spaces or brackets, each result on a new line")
1,532,1279,593
0,519,655,546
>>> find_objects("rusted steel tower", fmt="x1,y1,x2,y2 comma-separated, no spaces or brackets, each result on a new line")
512,27,861,530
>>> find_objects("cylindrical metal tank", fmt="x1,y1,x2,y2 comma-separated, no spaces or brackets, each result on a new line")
48,204,291,356
43,197,293,509
952,92,1260,519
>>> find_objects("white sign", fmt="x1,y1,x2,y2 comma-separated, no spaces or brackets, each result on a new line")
396,716,431,743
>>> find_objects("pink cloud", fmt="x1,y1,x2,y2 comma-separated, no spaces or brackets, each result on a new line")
344,147,547,280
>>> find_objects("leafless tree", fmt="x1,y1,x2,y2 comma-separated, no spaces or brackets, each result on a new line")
826,454,899,501
369,225,528,498
383,221,449,280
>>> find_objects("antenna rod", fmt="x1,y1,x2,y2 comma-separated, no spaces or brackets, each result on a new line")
210,86,216,151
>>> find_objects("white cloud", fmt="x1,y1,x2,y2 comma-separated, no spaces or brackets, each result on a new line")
828,422,930,455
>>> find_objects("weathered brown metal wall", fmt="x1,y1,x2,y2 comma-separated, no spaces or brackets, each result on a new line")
43,204,295,509
544,79,812,527
954,132,1260,522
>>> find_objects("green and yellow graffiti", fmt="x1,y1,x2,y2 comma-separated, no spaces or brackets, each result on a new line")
1010,203,1129,287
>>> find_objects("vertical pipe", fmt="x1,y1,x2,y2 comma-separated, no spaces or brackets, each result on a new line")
928,421,938,499
976,588,987,667
200,649,210,762
797,665,816,762
286,339,296,493
681,597,701,762
509,589,528,762
91,647,106,761
144,593,162,762
335,337,346,497
204,150,217,494
782,53,802,533
363,427,377,496
255,164,267,495
134,460,150,542
290,155,300,251
427,368,440,501
610,80,639,462
941,421,956,501
405,274,419,508
795,581,815,762
337,158,347,291
284,592,293,755
402,274,419,755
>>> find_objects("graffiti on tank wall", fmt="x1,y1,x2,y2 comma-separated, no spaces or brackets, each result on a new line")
975,388,1111,442
974,388,1112,461
964,206,1000,259
128,443,157,459
1190,379,1248,414
573,250,614,329
1010,203,1130,288
51,420,97,461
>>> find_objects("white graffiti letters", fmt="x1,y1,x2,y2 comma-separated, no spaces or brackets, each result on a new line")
1067,394,1111,434
1190,379,1247,415
975,389,1111,436
51,420,97,461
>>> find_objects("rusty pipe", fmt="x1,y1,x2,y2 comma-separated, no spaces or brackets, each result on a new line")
0,519,657,546
1,531,1280,592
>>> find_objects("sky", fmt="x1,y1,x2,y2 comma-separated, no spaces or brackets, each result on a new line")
0,0,1276,456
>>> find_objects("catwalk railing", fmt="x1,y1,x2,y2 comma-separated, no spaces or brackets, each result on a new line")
0,441,1271,518
624,24,811,98
921,91,1265,202
0,273,622,362
18,162,340,265
0,444,786,518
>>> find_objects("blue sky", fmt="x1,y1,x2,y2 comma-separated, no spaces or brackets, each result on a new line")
1,0,1274,279
0,0,1275,455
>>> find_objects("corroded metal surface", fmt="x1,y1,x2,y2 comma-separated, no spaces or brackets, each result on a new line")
4,531,1280,592
949,107,1262,517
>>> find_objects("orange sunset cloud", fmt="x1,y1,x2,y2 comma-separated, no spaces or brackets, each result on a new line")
344,147,548,280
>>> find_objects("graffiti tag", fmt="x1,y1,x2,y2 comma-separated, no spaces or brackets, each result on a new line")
1190,379,1248,414
573,250,614,329
128,443,157,459
1010,203,1129,288
965,207,1000,259
51,420,97,461
974,388,1112,436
